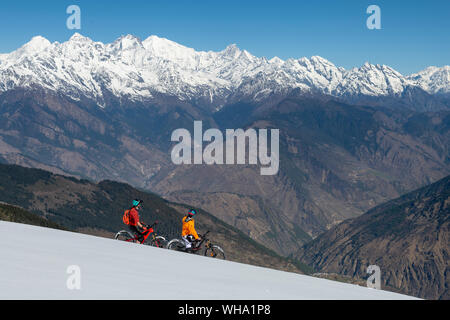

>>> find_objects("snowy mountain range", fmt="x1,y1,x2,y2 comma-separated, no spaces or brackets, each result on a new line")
0,33,448,110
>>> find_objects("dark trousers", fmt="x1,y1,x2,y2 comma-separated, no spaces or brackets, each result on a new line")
129,225,146,243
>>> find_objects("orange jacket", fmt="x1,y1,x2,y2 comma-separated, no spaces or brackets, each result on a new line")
182,216,199,239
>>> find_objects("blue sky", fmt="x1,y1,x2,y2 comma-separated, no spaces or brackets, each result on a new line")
0,0,448,74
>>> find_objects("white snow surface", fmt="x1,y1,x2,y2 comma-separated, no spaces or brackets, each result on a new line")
0,33,448,107
0,221,417,300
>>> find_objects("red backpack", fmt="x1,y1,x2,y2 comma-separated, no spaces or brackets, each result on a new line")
122,209,131,225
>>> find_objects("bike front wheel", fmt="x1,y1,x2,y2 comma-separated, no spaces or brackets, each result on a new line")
204,245,226,259
150,236,168,248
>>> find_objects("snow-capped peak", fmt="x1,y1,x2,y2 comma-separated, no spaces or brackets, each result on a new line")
143,35,185,51
269,56,284,64
222,44,241,58
408,66,450,94
24,35,51,50
141,34,198,64
69,32,90,42
7,36,51,60
111,34,144,51
310,55,334,66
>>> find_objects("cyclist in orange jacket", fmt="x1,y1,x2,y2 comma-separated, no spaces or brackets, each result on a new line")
182,209,201,252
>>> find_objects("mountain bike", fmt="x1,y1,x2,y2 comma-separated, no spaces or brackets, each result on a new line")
115,221,167,248
166,231,225,259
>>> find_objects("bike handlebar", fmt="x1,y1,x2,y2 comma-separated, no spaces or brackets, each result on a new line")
144,221,158,229
201,231,210,238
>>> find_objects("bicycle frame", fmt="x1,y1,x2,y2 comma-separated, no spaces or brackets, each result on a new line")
127,227,153,244
128,222,159,244
190,231,211,251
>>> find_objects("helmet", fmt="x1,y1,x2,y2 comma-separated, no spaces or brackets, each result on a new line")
188,209,197,216
132,199,143,207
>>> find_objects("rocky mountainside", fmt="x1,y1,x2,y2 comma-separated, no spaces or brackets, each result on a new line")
150,97,450,254
0,163,307,274
295,175,450,299
0,34,448,111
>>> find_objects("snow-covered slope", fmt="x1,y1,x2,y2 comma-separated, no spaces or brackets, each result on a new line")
0,34,448,108
0,221,416,299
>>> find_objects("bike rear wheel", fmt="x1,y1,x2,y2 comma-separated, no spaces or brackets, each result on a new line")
167,239,186,251
204,245,225,259
115,230,136,243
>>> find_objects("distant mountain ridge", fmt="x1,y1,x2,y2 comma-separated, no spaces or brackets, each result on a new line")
295,175,450,299
0,202,66,231
0,33,448,111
